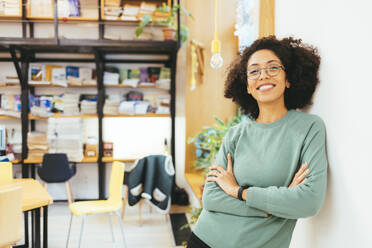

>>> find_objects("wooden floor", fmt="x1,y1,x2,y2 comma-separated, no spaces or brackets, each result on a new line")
18,202,189,248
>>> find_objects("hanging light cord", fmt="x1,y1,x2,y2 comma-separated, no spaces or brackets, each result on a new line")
214,0,218,40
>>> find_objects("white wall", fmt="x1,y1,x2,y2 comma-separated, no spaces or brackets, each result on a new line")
276,0,372,247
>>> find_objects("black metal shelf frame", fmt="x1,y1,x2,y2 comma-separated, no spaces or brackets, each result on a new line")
0,0,181,200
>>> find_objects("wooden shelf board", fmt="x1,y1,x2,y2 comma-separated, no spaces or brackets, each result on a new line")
0,83,163,89
28,83,97,88
105,84,155,88
0,115,20,119
22,157,139,164
28,113,169,119
26,16,98,21
104,113,170,118
29,113,98,119
0,14,22,19
102,157,136,163
185,172,205,201
0,83,20,87
24,156,98,164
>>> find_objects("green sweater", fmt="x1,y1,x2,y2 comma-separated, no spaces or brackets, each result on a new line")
194,109,328,248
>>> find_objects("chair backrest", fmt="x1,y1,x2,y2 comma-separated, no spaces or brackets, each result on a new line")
0,186,22,247
0,162,12,184
38,153,72,183
108,161,125,203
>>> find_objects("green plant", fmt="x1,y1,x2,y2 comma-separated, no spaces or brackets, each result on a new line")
135,3,193,44
188,109,248,174
180,206,203,247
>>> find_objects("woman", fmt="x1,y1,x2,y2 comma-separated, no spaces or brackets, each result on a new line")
188,36,327,248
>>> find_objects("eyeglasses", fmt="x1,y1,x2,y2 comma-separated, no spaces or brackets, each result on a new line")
247,64,285,80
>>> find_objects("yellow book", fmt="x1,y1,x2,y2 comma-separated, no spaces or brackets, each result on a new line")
45,65,62,83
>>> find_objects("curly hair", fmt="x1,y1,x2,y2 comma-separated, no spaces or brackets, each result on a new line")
224,35,321,119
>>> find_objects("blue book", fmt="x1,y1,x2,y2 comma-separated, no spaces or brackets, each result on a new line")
66,66,79,78
69,0,80,17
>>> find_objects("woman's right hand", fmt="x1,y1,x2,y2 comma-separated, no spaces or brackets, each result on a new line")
289,162,310,188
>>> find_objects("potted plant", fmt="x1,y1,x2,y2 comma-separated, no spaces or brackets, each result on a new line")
135,3,193,43
188,108,248,175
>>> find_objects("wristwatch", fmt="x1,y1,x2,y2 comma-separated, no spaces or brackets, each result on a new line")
238,185,250,201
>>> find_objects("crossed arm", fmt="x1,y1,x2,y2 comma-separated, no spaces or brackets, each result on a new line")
202,121,327,220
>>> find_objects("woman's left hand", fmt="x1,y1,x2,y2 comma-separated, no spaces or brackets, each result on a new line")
206,153,239,198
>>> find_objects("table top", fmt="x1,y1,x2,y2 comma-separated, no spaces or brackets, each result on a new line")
0,179,53,211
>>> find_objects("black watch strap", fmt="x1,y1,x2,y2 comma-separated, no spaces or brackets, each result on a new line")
238,185,250,201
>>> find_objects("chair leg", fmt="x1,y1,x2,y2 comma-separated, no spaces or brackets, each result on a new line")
121,185,128,221
78,215,86,248
66,214,73,248
65,181,74,205
108,213,116,244
41,183,47,217
68,181,74,203
138,200,143,225
116,211,127,248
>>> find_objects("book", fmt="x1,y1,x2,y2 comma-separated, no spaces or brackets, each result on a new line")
45,65,62,83
29,64,49,85
66,66,81,85
128,69,140,80
139,67,149,83
51,67,67,87
68,0,80,17
148,67,161,83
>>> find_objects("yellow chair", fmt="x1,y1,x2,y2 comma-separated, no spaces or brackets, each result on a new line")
66,161,127,248
0,186,23,248
0,162,13,184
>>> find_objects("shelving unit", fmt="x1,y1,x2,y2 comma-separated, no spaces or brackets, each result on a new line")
0,0,181,200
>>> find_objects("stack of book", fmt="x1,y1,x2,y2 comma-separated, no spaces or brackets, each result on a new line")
59,94,80,115
153,8,170,22
0,94,21,117
137,2,156,21
156,67,171,90
122,4,139,21
27,132,48,159
0,0,20,16
104,0,122,20
156,95,170,114
121,68,140,87
103,95,122,115
29,95,53,117
104,68,120,85
6,128,22,160
103,99,120,115
48,118,84,162
4,76,20,85
28,0,53,17
80,100,96,114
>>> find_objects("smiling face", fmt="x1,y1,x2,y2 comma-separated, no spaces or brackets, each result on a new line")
246,49,290,107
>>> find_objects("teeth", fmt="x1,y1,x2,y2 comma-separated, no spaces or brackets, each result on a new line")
258,84,274,91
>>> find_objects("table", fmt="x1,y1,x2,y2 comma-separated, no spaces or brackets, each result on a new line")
0,179,53,248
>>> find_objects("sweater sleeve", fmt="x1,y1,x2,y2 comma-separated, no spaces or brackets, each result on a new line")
245,119,328,219
202,126,268,217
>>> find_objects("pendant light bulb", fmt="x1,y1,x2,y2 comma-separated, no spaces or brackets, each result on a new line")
210,0,223,69
210,39,223,69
